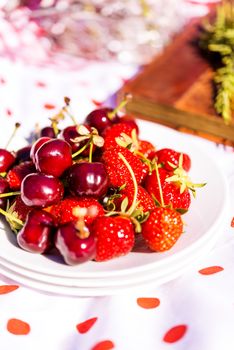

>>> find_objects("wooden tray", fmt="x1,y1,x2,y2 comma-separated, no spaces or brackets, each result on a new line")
119,16,234,146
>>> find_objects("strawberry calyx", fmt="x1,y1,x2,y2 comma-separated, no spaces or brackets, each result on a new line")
1,204,24,233
115,129,154,171
165,154,206,197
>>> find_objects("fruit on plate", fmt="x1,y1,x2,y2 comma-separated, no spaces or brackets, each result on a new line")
17,209,54,253
0,97,206,265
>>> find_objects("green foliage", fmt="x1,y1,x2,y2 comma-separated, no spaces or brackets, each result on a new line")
199,1,234,124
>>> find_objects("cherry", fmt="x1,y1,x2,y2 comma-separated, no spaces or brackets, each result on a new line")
59,125,80,153
55,221,96,265
30,136,51,163
66,162,109,198
20,0,42,9
17,209,54,254
21,173,64,207
0,177,9,210
0,149,16,172
34,139,72,177
40,126,56,138
16,145,31,163
85,107,119,134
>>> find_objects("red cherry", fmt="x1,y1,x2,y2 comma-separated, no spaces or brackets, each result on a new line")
21,173,64,207
55,221,96,265
34,139,72,177
40,126,57,138
17,209,55,253
16,145,32,163
85,107,119,134
66,162,109,198
0,149,15,172
30,137,51,163
0,177,10,209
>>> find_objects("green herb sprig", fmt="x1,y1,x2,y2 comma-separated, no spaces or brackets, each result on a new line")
199,1,234,125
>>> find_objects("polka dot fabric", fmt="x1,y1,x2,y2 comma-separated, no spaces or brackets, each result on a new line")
0,3,234,348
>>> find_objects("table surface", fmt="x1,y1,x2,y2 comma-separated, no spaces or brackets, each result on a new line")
0,2,234,350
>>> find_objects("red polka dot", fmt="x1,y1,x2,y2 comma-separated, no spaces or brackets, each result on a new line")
198,266,224,275
137,297,160,309
76,317,97,334
91,340,115,350
6,108,12,116
44,103,56,110
7,318,30,335
0,285,19,294
0,77,6,84
231,217,234,228
36,81,46,88
163,324,187,343
91,99,103,107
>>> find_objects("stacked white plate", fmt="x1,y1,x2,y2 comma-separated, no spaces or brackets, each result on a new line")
0,121,229,296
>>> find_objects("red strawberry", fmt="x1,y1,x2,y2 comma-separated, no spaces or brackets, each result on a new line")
144,167,191,212
156,148,191,172
103,122,138,150
91,216,135,261
138,140,156,160
141,207,183,252
46,197,104,226
7,161,36,190
102,147,148,188
113,185,156,213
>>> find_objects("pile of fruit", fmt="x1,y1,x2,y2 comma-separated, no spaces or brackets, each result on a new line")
0,98,205,265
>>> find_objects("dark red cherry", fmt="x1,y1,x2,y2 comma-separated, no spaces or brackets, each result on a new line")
17,209,54,253
85,107,119,134
30,137,51,163
40,126,56,138
6,161,36,190
66,162,109,198
0,177,10,210
16,145,31,163
0,149,15,172
55,221,96,265
35,139,72,177
21,173,64,207
59,125,80,153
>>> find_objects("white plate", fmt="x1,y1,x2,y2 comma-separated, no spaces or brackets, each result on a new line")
0,217,225,293
0,121,229,286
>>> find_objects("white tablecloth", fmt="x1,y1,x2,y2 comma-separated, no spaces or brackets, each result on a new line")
1,2,234,349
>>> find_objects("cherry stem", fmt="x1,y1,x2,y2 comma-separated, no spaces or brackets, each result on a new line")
63,106,77,125
51,120,59,137
118,152,138,216
108,93,132,120
154,162,165,207
0,207,24,227
5,123,21,149
88,141,93,163
72,139,91,159
0,191,21,198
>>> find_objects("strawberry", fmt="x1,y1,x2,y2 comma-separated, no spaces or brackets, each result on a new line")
91,216,135,261
141,207,183,252
6,161,36,190
156,148,191,172
6,195,32,232
137,140,156,160
46,197,104,226
144,167,191,212
102,146,148,188
102,122,138,150
112,185,156,213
